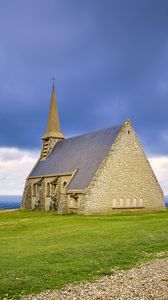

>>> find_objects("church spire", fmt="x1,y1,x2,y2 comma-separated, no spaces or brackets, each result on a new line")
42,83,64,140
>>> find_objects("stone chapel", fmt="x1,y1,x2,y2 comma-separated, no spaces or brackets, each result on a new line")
22,84,165,214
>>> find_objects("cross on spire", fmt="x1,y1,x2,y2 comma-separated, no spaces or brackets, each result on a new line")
52,77,55,86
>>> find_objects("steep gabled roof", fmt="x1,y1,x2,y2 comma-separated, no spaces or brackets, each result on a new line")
30,125,122,190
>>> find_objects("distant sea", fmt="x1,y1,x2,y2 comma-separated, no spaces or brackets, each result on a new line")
0,195,167,210
0,195,22,210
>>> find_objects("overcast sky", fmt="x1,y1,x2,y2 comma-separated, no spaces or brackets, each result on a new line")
0,0,168,195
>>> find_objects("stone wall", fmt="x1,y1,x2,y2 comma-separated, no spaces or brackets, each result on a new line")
57,175,70,214
83,121,164,214
22,179,32,209
45,176,57,210
67,193,85,214
23,177,45,210
38,180,45,210
22,174,72,212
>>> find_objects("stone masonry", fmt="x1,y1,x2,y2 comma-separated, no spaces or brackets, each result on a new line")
83,121,164,214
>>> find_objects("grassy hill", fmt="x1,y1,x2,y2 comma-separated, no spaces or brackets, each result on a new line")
0,210,168,299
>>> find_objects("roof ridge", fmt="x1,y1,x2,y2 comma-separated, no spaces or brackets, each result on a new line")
60,124,122,142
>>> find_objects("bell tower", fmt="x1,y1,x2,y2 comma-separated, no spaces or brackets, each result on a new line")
41,82,64,160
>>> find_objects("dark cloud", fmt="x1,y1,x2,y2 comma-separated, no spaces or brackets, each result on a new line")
0,0,168,154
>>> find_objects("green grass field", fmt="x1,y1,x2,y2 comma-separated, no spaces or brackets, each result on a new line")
0,210,168,299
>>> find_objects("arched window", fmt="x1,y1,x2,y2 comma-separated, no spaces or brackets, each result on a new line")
112,198,117,208
116,199,120,207
120,198,124,207
139,198,144,207
47,182,51,196
52,184,56,193
126,198,130,207
130,199,134,207
33,184,36,197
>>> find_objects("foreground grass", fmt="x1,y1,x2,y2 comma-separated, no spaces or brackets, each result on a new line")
0,210,168,299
